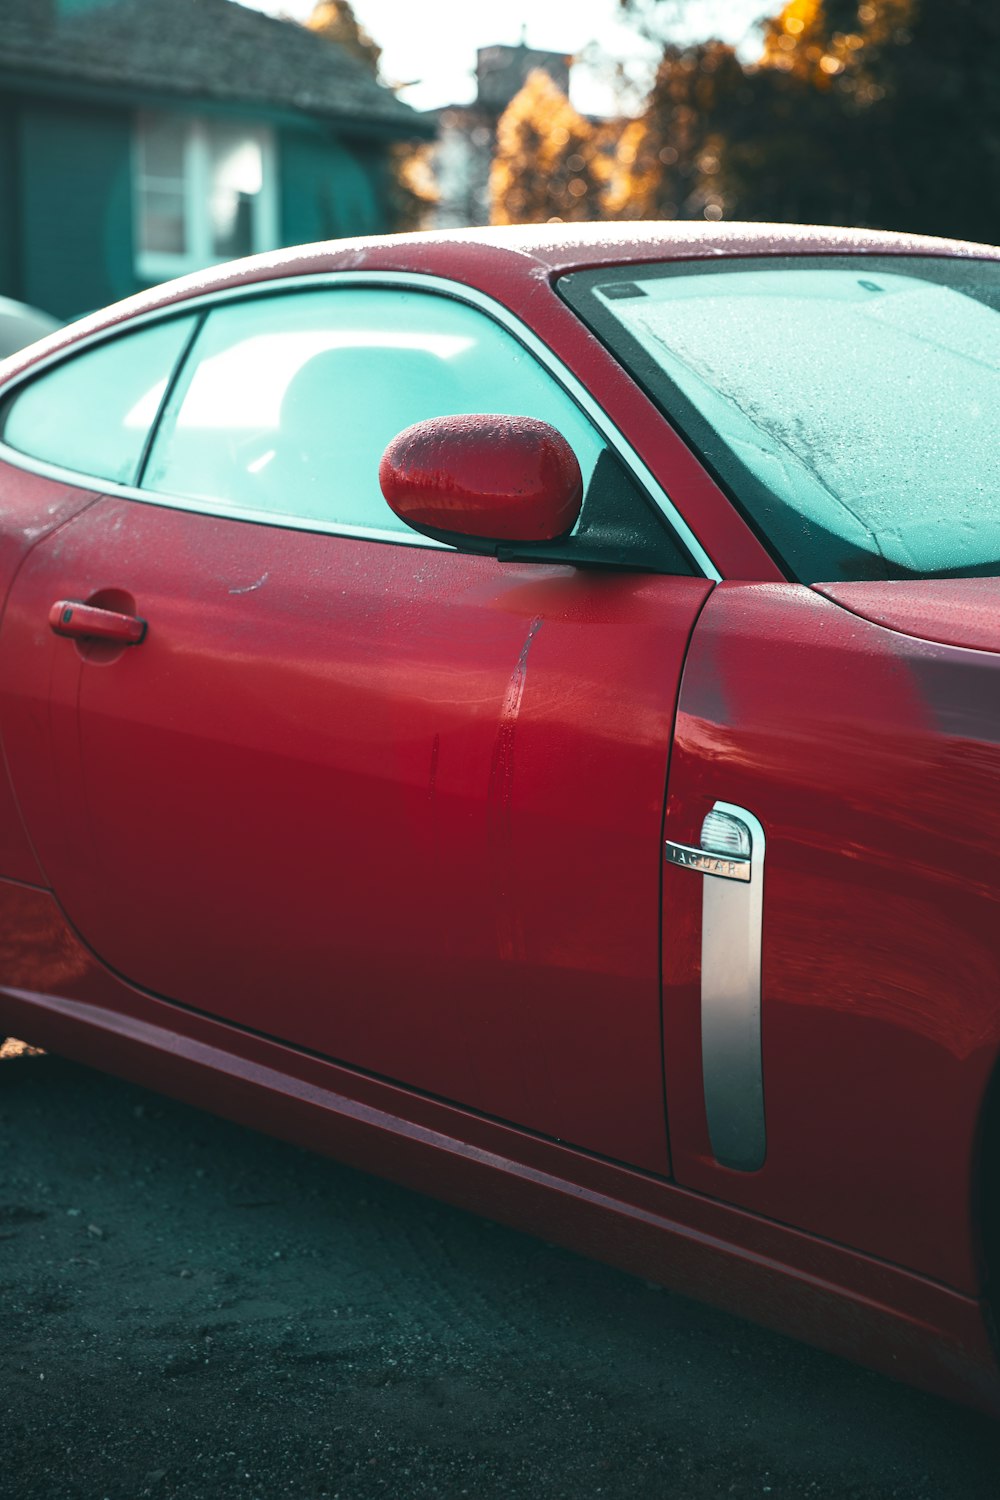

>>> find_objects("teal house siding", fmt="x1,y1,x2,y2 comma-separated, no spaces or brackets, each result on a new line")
0,0,434,321
0,106,17,298
19,103,135,318
278,131,380,247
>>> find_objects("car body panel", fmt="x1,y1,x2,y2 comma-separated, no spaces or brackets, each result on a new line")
814,578,1000,653
0,462,100,886
0,493,713,1172
664,581,1000,1293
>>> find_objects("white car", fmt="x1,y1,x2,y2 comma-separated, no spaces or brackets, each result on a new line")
0,295,60,359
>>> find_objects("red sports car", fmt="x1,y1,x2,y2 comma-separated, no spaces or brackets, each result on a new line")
1,222,999,1413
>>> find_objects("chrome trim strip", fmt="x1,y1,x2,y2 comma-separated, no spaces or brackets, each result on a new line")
0,270,721,578
699,801,766,1172
663,840,750,882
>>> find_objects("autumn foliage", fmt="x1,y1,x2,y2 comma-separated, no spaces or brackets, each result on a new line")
307,0,382,72
490,71,608,225
491,1,1000,242
615,0,1000,239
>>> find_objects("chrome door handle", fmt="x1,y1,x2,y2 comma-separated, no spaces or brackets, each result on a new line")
665,802,766,1172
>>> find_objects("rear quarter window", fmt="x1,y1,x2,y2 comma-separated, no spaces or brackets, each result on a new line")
0,315,197,485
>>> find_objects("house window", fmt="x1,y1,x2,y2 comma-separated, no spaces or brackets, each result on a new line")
135,114,279,280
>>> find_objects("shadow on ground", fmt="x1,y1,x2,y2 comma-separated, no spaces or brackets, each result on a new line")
2,1047,999,1499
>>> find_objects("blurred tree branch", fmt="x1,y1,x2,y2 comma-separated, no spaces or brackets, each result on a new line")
612,0,1000,239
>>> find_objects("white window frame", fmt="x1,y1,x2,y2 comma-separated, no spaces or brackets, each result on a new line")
134,114,280,282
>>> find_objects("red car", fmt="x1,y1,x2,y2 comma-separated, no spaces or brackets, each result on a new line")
1,222,999,1413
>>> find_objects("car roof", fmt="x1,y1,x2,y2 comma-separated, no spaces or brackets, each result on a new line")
387,219,1000,269
5,220,999,382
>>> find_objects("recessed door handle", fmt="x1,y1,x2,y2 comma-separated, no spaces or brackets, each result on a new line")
49,600,147,645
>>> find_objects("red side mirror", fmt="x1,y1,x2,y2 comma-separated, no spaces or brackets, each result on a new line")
379,413,583,546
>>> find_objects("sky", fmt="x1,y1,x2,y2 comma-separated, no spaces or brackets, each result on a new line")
239,0,769,116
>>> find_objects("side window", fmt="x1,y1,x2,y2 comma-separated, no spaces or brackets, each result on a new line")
142,287,607,535
0,316,197,485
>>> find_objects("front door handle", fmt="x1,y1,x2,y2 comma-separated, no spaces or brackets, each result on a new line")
49,600,147,645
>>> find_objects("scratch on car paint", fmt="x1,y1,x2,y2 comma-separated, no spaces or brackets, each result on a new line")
488,616,543,961
229,572,270,596
492,616,543,813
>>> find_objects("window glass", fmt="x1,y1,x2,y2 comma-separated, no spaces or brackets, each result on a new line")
143,287,606,535
208,124,262,260
135,115,275,279
561,256,1000,582
0,315,197,485
136,115,188,256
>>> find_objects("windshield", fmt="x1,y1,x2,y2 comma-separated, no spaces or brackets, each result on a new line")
559,256,1000,583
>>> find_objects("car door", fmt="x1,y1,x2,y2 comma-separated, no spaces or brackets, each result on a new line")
0,279,713,1173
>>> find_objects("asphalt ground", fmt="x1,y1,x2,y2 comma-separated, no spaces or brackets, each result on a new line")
2,1040,1000,1500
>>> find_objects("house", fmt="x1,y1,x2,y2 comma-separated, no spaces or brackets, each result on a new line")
0,0,434,318
430,42,572,229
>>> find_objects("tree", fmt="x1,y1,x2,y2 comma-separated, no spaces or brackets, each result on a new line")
306,0,381,73
751,0,1000,237
490,70,607,225
862,0,1000,241
604,39,752,220
617,0,1000,240
756,0,910,87
307,1,436,231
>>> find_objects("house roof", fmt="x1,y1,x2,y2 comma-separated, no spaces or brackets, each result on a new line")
0,0,433,137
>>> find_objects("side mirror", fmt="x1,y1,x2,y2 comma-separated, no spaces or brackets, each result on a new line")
379,413,583,550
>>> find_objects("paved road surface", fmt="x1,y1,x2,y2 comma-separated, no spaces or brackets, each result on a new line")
2,1044,999,1500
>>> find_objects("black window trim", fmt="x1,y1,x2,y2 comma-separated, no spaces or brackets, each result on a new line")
134,309,207,489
